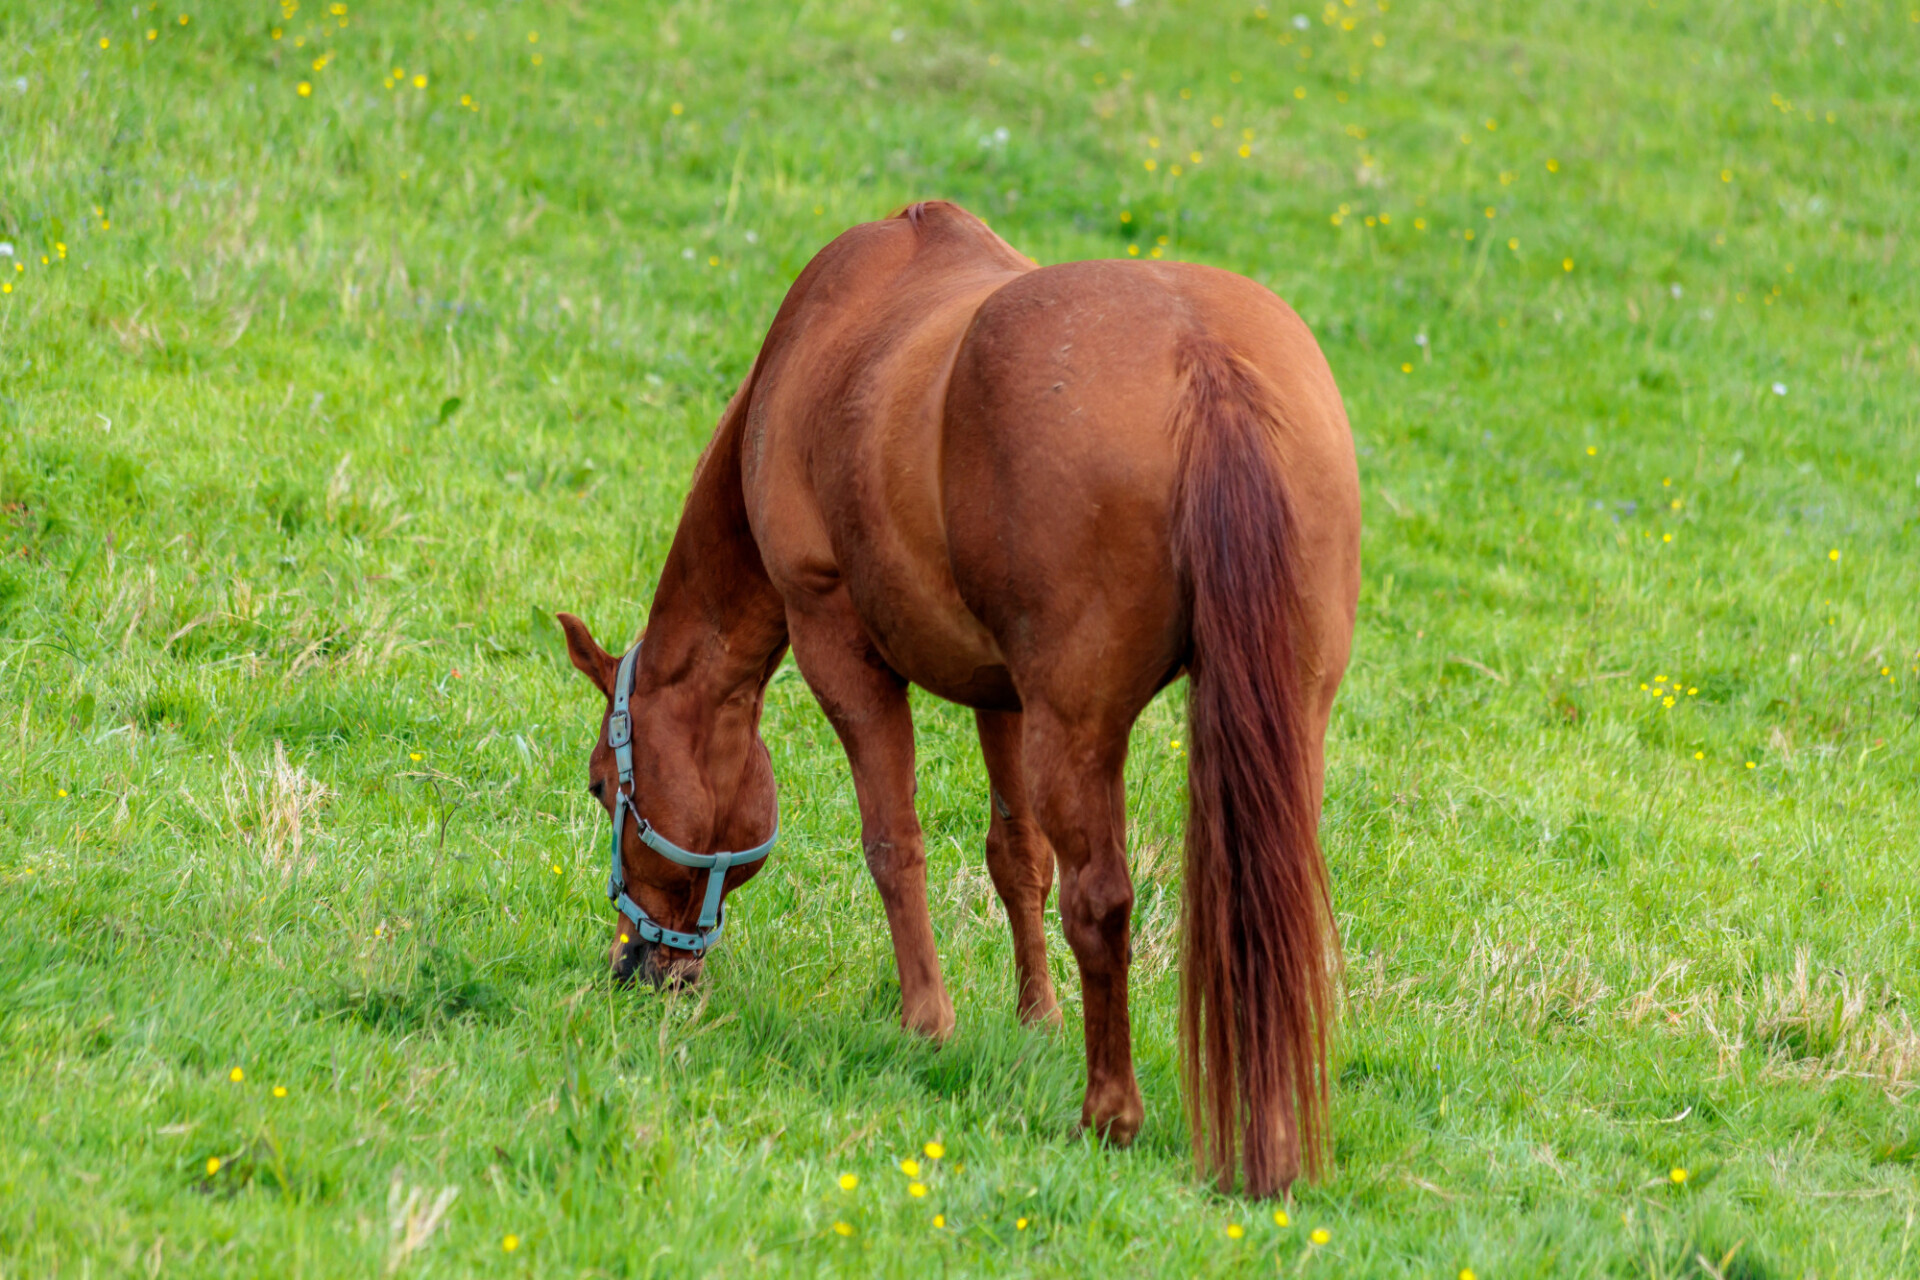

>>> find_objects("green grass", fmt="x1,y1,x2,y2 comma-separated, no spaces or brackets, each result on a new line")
3,0,1917,1274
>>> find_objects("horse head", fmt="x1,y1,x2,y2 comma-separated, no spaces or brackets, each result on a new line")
556,611,780,992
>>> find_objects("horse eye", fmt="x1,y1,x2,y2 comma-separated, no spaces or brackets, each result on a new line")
589,780,606,799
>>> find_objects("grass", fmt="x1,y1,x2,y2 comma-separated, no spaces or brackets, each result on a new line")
2,0,1917,1274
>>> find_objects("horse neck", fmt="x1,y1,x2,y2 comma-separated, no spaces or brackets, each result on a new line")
631,392,788,823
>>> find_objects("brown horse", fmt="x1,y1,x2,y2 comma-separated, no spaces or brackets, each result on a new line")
557,201,1358,1196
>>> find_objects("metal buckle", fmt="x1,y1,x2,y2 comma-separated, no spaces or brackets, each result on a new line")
607,708,632,748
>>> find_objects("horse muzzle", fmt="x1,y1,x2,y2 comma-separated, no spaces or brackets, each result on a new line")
610,935,704,991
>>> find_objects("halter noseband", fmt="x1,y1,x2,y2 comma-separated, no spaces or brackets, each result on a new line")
605,643,778,957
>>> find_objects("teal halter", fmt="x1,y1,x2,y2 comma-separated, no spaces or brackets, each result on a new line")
605,644,778,956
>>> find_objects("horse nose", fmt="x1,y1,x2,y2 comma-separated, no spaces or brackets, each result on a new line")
642,949,704,992
610,937,649,985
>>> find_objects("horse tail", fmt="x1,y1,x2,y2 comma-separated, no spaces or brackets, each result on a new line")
1170,333,1338,1197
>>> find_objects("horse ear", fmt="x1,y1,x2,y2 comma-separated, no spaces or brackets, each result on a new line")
555,612,617,698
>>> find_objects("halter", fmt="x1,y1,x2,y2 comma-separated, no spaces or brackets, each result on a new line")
604,644,778,956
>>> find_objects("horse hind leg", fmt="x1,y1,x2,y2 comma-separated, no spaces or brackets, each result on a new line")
975,710,1062,1029
1020,703,1144,1145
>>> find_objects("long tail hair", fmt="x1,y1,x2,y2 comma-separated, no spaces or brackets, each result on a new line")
1171,334,1339,1197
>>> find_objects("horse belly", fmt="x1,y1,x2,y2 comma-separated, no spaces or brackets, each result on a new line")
750,415,1017,709
840,544,1022,711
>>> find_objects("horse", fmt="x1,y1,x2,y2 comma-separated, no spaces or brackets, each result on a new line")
557,200,1359,1196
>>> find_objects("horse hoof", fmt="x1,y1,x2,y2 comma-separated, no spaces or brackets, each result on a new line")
1082,1084,1144,1147
1018,999,1064,1031
903,999,957,1043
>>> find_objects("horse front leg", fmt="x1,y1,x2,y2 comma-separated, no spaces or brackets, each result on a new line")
787,597,955,1041
1022,706,1142,1144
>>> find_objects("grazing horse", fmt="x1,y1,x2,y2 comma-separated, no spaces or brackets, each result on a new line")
558,201,1358,1196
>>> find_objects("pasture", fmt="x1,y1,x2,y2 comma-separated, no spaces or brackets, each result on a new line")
2,0,1917,1274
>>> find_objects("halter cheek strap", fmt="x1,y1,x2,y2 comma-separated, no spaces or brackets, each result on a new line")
605,644,778,956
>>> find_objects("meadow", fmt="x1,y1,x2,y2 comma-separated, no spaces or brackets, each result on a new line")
2,0,1917,1275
